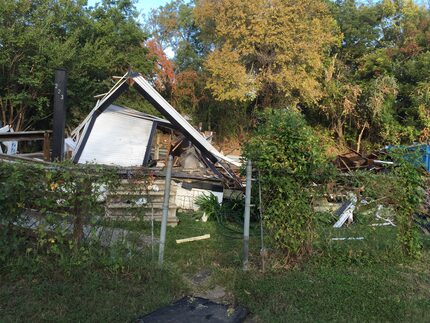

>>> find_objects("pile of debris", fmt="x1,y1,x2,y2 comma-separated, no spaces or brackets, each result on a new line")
0,70,244,226
334,149,393,172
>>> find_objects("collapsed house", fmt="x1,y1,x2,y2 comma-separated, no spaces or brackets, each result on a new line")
66,71,242,225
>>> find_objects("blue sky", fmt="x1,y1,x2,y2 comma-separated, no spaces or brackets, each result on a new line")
86,0,171,21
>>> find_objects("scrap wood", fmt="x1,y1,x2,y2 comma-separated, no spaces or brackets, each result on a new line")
331,237,364,241
369,223,393,227
334,148,392,172
176,234,210,244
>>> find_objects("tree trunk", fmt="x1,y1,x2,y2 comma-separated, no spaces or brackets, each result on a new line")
335,119,345,145
356,122,369,153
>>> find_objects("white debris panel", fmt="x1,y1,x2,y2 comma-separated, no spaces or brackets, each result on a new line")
0,125,18,155
75,105,156,167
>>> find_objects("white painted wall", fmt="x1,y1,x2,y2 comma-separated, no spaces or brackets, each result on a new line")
175,183,223,211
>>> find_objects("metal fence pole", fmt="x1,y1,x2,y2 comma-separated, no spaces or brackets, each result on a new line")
158,155,173,265
258,170,267,273
243,159,252,270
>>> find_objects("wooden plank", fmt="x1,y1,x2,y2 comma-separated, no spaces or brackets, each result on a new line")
0,130,52,142
43,131,50,161
176,234,210,244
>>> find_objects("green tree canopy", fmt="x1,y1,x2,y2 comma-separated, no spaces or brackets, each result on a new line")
0,0,152,131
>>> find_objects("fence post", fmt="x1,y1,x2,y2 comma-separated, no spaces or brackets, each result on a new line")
43,131,50,161
243,159,252,270
73,177,90,246
159,155,173,265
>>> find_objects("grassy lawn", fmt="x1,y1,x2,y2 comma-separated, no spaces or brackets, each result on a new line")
1,213,429,322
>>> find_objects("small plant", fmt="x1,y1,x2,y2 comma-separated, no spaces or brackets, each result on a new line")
195,193,221,221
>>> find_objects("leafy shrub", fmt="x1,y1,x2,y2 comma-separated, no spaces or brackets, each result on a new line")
0,162,45,261
243,109,334,263
391,150,425,258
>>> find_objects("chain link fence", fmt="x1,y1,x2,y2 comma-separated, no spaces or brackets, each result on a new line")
0,159,174,261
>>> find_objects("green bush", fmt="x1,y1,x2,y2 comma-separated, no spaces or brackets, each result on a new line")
243,109,334,263
391,150,425,258
0,162,46,261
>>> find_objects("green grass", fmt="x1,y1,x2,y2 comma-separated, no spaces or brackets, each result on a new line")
1,213,430,322
0,256,186,322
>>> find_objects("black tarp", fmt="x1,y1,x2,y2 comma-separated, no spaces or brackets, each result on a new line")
136,296,248,323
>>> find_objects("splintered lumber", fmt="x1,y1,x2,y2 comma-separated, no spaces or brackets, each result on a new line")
176,234,210,244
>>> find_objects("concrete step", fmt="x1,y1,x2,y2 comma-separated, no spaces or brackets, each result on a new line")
106,202,177,209
106,196,176,207
105,208,178,226
104,216,178,227
119,179,172,185
108,190,173,196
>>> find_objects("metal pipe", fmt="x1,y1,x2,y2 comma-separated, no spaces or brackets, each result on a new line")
158,155,173,265
243,159,252,270
258,170,266,272
52,69,67,162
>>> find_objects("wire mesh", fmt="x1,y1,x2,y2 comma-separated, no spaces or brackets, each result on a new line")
252,167,405,266
0,160,169,261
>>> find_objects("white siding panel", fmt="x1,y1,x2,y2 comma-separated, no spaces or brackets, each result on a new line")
77,109,153,167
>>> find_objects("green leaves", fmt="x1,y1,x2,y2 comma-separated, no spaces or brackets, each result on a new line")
243,109,334,263
0,0,152,131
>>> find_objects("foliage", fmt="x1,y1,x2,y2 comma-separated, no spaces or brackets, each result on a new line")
194,193,221,221
146,39,176,101
147,0,206,66
243,109,334,263
0,161,45,261
391,149,426,257
0,160,121,264
322,0,430,146
0,0,152,131
195,0,341,106
144,0,430,146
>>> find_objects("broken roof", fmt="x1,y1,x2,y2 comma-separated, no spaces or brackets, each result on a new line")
71,71,240,169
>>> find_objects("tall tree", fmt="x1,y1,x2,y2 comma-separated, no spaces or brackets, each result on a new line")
195,0,341,107
0,0,151,131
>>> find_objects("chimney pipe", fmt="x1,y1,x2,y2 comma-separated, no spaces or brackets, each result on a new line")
52,68,67,161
